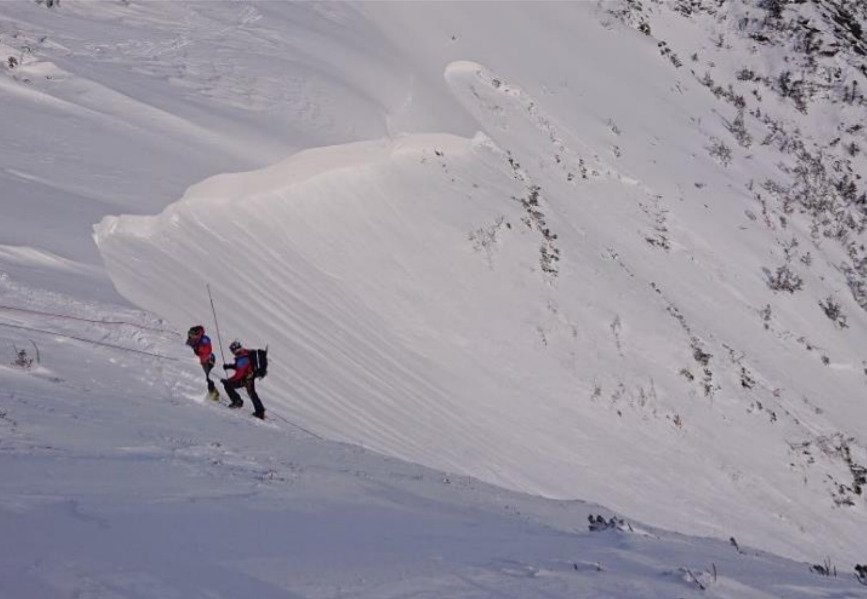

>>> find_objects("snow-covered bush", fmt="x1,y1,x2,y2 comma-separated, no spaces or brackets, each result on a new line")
765,265,803,293
707,137,733,166
855,564,867,585
818,297,848,328
11,349,33,370
810,558,836,577
726,109,752,148
587,514,631,532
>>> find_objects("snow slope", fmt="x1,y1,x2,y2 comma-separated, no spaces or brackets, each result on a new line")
2,277,865,598
93,1,867,564
2,0,865,581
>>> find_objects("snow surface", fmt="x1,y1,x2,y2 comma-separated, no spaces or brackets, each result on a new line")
2,1,866,595
2,277,865,597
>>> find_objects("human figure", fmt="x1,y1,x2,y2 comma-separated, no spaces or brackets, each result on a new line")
221,340,266,419
186,325,219,400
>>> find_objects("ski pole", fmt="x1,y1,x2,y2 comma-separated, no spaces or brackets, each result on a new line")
207,283,227,371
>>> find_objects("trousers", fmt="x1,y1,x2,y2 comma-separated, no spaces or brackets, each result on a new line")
223,377,265,417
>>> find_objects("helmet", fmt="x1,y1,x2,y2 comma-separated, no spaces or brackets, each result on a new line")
187,325,204,339
229,340,242,353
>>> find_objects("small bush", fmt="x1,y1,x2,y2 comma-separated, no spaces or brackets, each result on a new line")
819,297,848,328
726,109,753,148
588,514,631,532
11,349,33,370
736,67,756,81
707,138,733,166
766,265,804,293
810,557,836,577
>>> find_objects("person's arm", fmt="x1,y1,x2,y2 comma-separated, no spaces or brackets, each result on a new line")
229,356,251,382
220,358,237,384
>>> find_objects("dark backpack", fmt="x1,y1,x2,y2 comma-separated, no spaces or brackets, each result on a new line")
249,347,268,379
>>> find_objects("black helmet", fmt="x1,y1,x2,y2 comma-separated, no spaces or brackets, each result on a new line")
229,340,242,353
188,325,204,338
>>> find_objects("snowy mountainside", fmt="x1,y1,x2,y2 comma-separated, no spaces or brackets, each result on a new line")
1,0,865,572
608,0,867,307
93,1,867,564
3,278,865,597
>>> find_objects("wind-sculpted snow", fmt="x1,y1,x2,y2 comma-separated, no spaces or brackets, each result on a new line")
97,116,867,563
95,133,549,477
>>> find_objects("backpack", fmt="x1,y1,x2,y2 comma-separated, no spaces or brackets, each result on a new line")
249,347,268,379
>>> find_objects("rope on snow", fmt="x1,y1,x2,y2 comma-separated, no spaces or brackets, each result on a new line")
0,321,179,361
0,305,179,335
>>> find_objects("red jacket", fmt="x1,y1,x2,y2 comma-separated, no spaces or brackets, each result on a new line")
188,334,214,365
227,349,253,383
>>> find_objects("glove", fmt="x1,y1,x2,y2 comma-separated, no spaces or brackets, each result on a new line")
223,363,233,370
220,378,228,384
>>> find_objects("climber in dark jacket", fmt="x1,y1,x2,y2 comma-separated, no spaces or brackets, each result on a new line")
221,340,265,419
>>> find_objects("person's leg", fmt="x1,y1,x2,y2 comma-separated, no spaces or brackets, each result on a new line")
203,361,216,394
246,380,265,418
222,379,244,407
